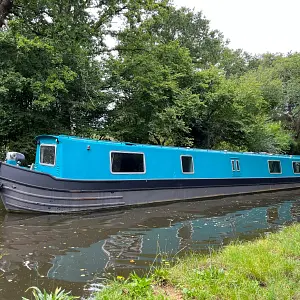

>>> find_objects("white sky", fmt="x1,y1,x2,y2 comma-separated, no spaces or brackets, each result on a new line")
172,0,300,54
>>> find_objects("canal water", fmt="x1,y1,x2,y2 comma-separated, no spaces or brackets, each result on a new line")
0,190,299,299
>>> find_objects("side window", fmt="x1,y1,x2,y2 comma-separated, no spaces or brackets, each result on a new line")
231,160,235,171
293,161,300,174
111,152,145,173
236,160,240,171
231,159,240,172
181,155,194,173
40,145,56,166
268,160,282,174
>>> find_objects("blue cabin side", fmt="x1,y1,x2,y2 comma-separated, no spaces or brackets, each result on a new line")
34,136,61,177
33,135,300,180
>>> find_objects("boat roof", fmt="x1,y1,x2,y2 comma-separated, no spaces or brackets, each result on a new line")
35,134,300,159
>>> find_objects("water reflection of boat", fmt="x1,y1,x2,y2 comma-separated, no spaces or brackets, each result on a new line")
0,191,298,288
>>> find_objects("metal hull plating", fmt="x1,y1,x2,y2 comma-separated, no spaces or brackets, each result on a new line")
1,162,300,213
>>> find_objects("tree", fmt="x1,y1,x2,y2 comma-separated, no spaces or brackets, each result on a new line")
116,6,226,68
1,0,296,158
105,6,232,146
271,54,300,153
245,53,300,153
0,0,168,159
231,72,291,153
219,48,261,78
106,40,201,146
0,32,79,160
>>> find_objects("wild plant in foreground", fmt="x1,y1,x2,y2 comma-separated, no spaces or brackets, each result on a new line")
22,286,79,300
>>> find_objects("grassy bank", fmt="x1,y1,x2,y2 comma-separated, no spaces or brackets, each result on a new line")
95,224,300,299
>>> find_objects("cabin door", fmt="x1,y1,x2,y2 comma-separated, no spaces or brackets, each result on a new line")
230,158,241,177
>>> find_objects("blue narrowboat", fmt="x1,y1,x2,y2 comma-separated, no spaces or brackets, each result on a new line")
0,134,300,213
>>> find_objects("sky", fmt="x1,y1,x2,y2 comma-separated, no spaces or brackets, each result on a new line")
172,0,300,54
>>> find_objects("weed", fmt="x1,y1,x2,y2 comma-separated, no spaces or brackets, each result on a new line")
126,272,153,298
151,268,170,285
22,287,78,300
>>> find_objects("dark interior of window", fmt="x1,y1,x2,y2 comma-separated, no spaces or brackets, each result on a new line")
111,152,144,173
293,162,300,173
181,156,194,173
268,161,281,174
236,160,240,171
231,160,235,171
40,145,55,165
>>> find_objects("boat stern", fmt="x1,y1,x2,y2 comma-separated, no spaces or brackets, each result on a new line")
0,152,27,212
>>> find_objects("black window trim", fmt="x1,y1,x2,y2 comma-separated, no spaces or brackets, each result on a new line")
292,161,300,174
180,155,194,174
231,159,240,172
110,151,146,174
231,159,235,171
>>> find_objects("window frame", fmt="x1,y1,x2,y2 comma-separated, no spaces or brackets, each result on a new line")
268,160,282,174
39,144,56,167
236,160,240,172
110,151,146,174
292,161,300,174
231,160,236,171
180,155,194,174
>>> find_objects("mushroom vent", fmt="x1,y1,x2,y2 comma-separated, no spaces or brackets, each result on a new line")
6,152,25,161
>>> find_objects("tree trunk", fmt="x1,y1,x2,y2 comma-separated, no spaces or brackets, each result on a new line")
0,0,13,28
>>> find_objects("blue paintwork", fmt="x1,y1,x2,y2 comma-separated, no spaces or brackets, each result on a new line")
6,159,18,166
32,135,300,180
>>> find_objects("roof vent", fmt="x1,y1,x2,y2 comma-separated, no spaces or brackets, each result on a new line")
6,152,25,161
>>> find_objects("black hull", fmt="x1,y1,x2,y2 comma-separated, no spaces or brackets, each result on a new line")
1,161,300,213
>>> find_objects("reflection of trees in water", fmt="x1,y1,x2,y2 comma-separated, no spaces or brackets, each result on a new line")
0,196,298,289
291,202,300,221
267,207,279,224
102,233,143,269
177,221,193,251
0,259,11,273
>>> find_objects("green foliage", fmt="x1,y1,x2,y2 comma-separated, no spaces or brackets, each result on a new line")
219,48,261,78
105,4,296,153
141,6,226,68
1,0,300,158
126,273,153,298
22,287,78,300
0,30,79,160
241,53,300,153
151,267,170,285
0,0,169,159
96,272,159,300
107,39,200,146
